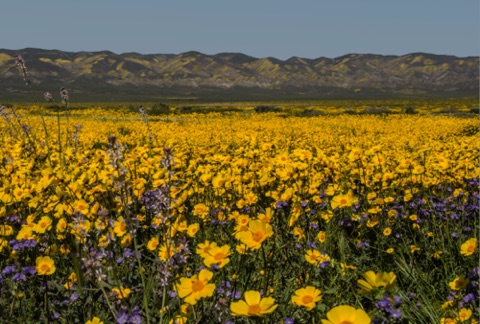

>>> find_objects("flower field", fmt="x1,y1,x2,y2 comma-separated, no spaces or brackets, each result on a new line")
0,104,478,323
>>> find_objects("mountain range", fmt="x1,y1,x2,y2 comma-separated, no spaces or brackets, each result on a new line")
0,48,478,101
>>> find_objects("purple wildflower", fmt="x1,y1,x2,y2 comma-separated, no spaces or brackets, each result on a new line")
12,273,26,282
43,92,53,102
59,87,69,104
463,293,475,304
70,292,79,302
2,265,16,275
357,241,370,248
15,54,30,85
22,266,37,276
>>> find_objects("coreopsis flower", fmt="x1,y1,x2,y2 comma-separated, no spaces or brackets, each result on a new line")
113,216,127,237
158,244,176,262
203,244,231,268
410,245,421,253
230,290,277,317
168,316,187,324
357,271,396,295
237,220,273,250
33,216,52,234
340,263,357,276
193,203,209,219
0,225,14,236
258,208,273,223
321,305,371,324
196,240,218,258
35,256,56,275
187,223,200,237
147,237,160,251
457,308,472,322
448,275,470,291
383,227,392,236
460,238,478,256
85,317,104,324
331,193,354,209
121,233,132,247
236,244,249,255
291,286,322,310
176,269,215,305
72,199,90,215
16,226,35,240
305,249,330,266
112,286,131,299
317,231,326,243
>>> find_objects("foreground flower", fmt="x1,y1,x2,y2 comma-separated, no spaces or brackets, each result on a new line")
237,220,273,250
291,286,322,310
35,256,56,275
203,244,231,268
460,238,478,256
230,290,277,317
85,317,104,324
357,270,396,295
321,305,371,324
176,269,215,305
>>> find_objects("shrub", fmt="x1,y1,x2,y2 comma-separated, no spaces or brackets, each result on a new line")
254,105,281,113
404,106,417,114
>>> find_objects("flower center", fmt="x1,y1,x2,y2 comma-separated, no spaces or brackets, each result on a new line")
214,252,225,261
40,264,49,272
302,295,313,304
252,231,264,242
468,245,475,252
247,304,261,315
191,279,205,292
340,198,348,205
339,321,353,324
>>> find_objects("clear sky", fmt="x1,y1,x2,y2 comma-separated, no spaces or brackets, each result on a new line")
1,0,478,60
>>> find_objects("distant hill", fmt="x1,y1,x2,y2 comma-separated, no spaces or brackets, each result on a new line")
0,48,478,101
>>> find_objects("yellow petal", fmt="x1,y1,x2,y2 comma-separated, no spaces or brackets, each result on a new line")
198,269,213,282
259,297,278,313
243,290,261,306
230,300,249,316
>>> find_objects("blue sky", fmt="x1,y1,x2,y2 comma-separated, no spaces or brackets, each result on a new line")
1,0,478,59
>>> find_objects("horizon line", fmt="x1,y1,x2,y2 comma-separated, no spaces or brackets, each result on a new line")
2,47,478,62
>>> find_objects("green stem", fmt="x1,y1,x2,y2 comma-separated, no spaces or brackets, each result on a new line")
159,285,167,323
133,233,151,324
99,283,117,318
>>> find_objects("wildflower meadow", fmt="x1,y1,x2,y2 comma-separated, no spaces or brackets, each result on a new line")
0,55,478,323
